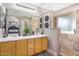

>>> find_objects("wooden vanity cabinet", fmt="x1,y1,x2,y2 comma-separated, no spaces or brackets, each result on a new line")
16,39,28,56
0,36,48,56
0,41,16,56
35,38,42,53
27,39,35,56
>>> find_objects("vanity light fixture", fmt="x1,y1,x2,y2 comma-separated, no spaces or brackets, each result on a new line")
16,3,36,11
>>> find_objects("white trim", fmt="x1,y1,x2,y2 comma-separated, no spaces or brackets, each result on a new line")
47,49,58,56
60,31,74,34
60,53,66,56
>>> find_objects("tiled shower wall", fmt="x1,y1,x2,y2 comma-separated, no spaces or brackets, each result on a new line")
59,11,79,56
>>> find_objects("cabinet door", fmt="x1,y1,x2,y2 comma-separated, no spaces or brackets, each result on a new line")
28,39,34,56
42,37,48,51
0,42,1,56
16,40,27,56
35,38,42,53
0,41,16,56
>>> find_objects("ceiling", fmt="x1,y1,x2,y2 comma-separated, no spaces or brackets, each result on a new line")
1,3,40,16
31,3,76,11
0,3,77,16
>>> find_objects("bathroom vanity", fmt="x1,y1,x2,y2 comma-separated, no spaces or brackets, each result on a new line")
0,35,48,56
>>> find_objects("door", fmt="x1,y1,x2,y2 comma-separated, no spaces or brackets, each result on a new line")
16,39,27,56
0,41,16,56
42,37,48,51
28,39,34,56
35,38,42,53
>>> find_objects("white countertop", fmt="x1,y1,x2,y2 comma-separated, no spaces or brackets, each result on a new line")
0,35,48,42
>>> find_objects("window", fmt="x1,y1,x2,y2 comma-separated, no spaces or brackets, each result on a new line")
58,15,75,34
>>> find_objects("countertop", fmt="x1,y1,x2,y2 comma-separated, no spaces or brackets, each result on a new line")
0,35,48,42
